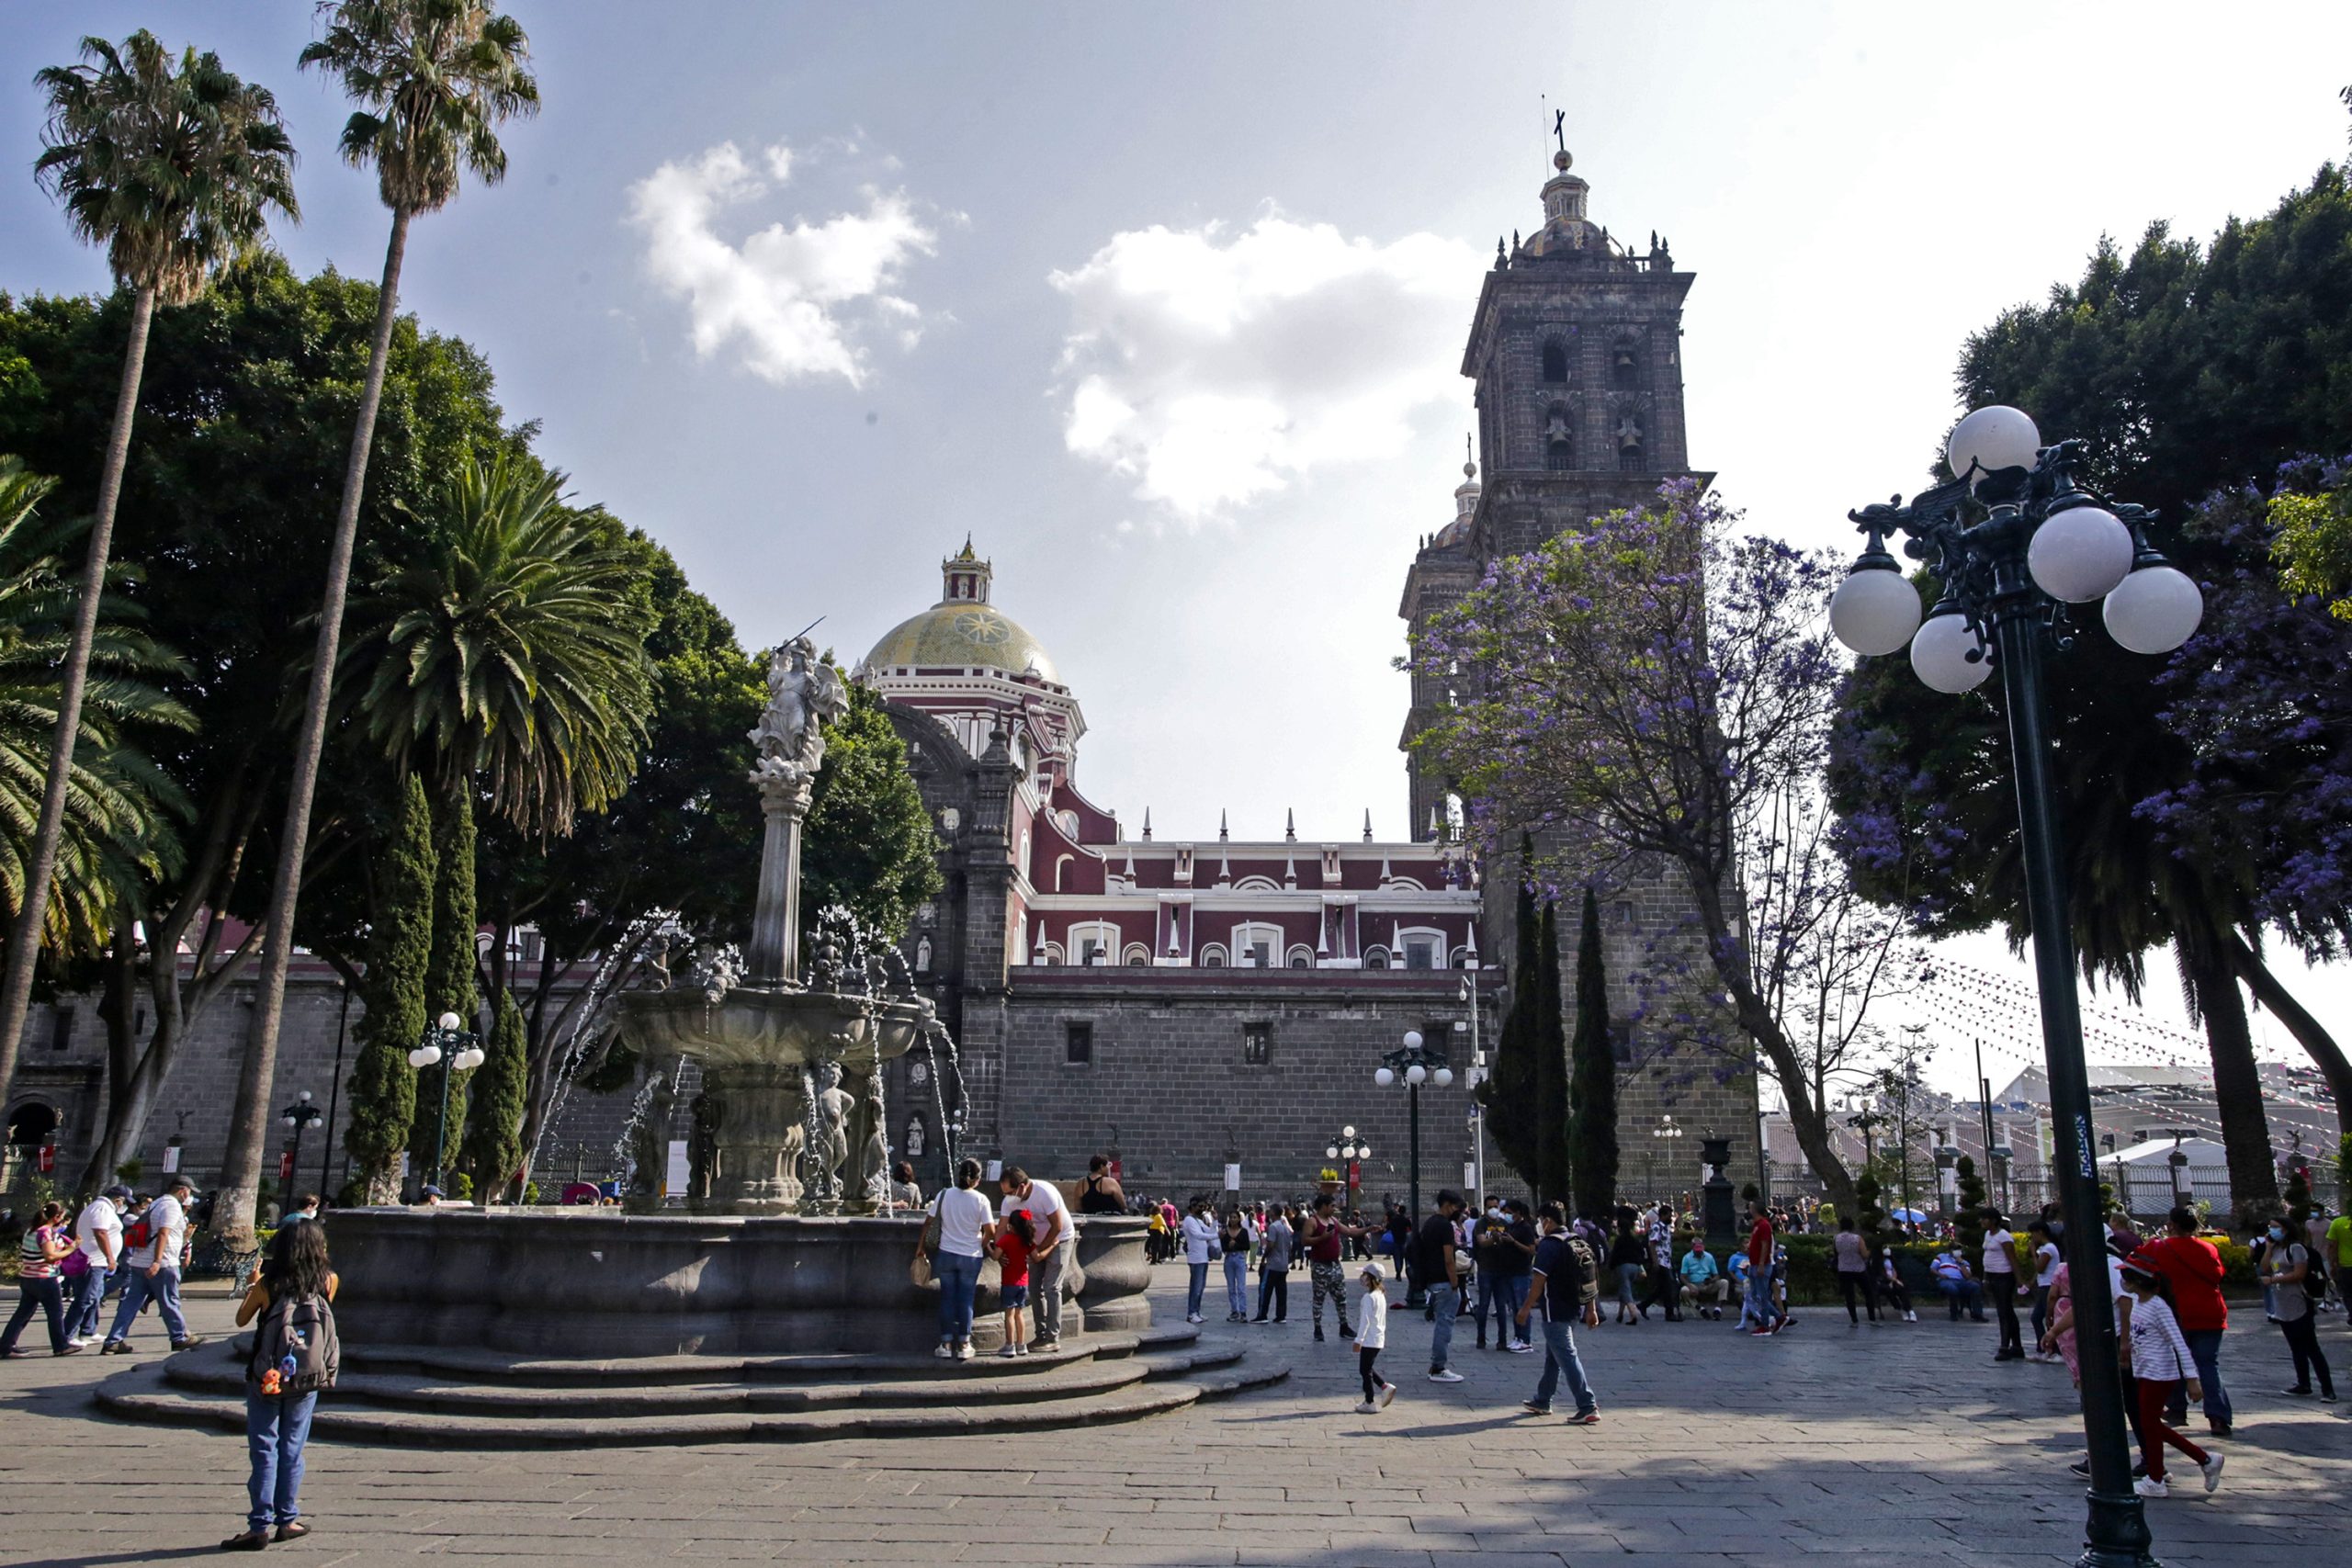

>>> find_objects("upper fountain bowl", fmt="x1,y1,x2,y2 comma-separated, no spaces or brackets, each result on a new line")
618,985,934,1071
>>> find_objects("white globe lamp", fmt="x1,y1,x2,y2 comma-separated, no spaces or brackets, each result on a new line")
1374,1066,1395,1088
1406,1064,1428,1086
2028,505,2134,603
1909,607,1993,694
437,1011,461,1032
2103,563,2204,655
408,1043,441,1069
1402,1030,1423,1049
1357,1145,1371,1159
1342,1125,1356,1139
1946,405,2041,483
1829,564,1922,656
1433,1067,1454,1088
1327,1145,1340,1160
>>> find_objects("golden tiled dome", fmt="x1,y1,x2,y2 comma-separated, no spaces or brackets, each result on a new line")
864,603,1058,682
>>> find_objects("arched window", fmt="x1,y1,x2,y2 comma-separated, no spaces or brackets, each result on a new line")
1615,408,1645,473
1544,404,1574,472
1611,336,1642,390
1364,948,1390,970
1539,340,1568,384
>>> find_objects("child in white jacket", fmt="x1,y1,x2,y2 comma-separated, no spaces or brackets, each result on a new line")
1354,1262,1395,1413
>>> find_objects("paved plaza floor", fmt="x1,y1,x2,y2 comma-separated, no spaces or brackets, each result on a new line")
3,1267,2347,1567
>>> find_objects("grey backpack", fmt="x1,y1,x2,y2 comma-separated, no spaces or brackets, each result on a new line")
247,1291,340,1394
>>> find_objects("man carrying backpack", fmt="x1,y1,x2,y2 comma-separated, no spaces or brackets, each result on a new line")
1516,1202,1600,1424
100,1174,202,1355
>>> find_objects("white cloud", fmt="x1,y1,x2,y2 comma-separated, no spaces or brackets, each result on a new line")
1049,215,1483,521
628,141,935,388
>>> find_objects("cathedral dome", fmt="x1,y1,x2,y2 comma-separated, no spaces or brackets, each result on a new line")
865,602,1059,682
862,539,1059,682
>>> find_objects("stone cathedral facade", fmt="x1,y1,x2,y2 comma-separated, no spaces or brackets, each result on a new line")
1399,146,1761,1198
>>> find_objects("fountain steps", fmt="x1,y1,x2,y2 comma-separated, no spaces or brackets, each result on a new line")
93,1333,1284,1447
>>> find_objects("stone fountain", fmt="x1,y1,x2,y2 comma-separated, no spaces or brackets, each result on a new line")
616,635,934,1214
266,632,1155,1363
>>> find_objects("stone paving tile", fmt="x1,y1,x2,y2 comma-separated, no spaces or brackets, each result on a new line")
4,1270,2349,1567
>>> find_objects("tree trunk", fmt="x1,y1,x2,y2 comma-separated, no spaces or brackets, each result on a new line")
2225,931,2352,1142
1687,869,1857,1218
0,285,154,1100
2178,933,2279,1226
212,207,413,1247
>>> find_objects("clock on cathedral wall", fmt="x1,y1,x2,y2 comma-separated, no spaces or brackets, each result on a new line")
954,610,1012,646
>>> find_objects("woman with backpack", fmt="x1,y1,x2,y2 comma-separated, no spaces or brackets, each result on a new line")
2256,1217,2335,1401
222,1221,339,1550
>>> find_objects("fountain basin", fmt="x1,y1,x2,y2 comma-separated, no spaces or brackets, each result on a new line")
323,1209,1153,1357
618,986,932,1068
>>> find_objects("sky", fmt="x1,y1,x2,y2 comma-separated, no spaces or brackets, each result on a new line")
4,2,2349,1100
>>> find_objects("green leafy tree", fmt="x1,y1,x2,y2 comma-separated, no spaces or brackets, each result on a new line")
0,261,520,1192
344,773,435,1201
1477,839,1542,1192
0,458,192,958
1955,1155,1988,1258
1534,895,1574,1208
0,28,295,1114
343,452,656,835
1831,164,2352,1222
410,784,480,1174
223,0,540,1246
1565,890,1615,1215
802,679,944,944
459,987,526,1201
2272,482,2352,618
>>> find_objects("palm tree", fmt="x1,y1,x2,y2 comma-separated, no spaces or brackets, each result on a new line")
217,0,537,1245
345,453,656,836
0,31,295,1113
0,457,196,956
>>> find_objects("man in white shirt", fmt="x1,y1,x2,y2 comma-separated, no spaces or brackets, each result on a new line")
64,1184,130,1346
1000,1167,1070,1350
101,1175,204,1354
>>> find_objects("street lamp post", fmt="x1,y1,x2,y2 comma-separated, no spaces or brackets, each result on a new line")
1651,1114,1683,1206
408,1010,486,1194
1834,408,2202,1568
280,1091,323,1198
1324,1125,1370,1201
1374,1029,1452,1306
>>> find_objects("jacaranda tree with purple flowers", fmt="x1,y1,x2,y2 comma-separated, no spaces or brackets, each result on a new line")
1408,479,1920,1221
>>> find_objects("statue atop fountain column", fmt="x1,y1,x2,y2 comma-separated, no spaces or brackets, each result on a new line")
746,637,846,986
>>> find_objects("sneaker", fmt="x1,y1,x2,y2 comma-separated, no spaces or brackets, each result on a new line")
954,1343,974,1361
1340,1326,1355,1340
933,1343,955,1359
2132,1477,2169,1499
0,1348,28,1359
2199,1453,2224,1493
1565,1410,1601,1426
996,1345,1020,1359
1508,1341,1534,1354
52,1344,86,1357
99,1341,130,1355
1377,1382,1395,1408
1354,1400,1379,1414
171,1337,206,1350
1427,1369,1464,1383
2281,1386,2314,1397
1014,1344,1030,1357
1313,1330,1327,1343
1521,1401,1552,1416
1749,1326,1774,1336
1185,1314,1203,1325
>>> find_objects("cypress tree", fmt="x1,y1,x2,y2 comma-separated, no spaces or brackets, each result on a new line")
345,773,435,1201
1566,886,1617,1216
1477,837,1542,1190
411,784,480,1176
461,987,528,1202
1956,1155,1989,1257
1534,898,1569,1208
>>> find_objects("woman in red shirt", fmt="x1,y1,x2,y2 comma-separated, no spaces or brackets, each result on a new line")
2140,1205,2231,1436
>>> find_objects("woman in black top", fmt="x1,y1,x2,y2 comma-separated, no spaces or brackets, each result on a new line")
1608,1214,1645,1325
1077,1155,1125,1214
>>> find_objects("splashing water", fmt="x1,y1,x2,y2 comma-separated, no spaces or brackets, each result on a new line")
528,908,687,1179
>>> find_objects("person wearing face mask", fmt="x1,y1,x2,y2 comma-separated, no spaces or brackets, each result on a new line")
2258,1216,2335,1401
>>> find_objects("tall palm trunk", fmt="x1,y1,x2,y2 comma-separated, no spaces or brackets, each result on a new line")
0,286,154,1106
2178,928,2279,1227
2225,930,2352,1143
212,209,412,1246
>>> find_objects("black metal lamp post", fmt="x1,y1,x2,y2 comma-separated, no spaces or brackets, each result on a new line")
1323,1125,1370,1200
1374,1029,1452,1306
407,1010,485,1194
280,1091,323,1197
1834,406,2203,1568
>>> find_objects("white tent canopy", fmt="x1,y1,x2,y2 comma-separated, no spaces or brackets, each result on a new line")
2103,1135,2227,1168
